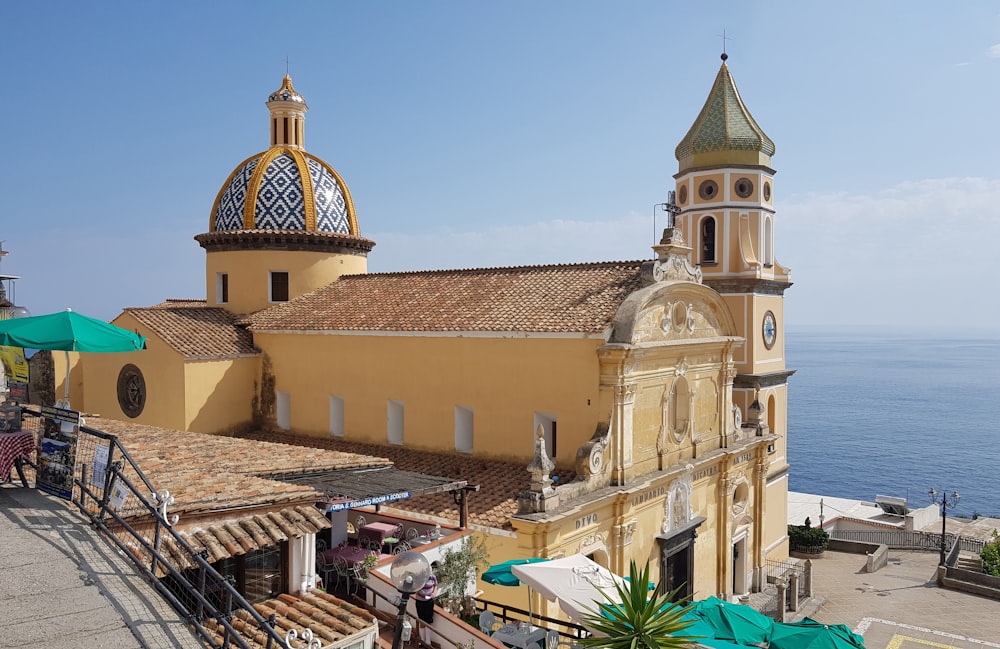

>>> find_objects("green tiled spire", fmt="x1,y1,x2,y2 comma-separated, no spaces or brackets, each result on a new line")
675,59,774,172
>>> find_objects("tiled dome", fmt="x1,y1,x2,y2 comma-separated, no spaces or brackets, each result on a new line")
675,59,774,172
210,148,359,235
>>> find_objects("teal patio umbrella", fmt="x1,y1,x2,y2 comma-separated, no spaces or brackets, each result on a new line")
0,309,146,405
481,557,549,626
768,618,865,649
689,596,774,645
481,557,550,587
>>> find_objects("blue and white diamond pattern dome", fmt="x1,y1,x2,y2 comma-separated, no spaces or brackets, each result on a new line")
210,148,359,235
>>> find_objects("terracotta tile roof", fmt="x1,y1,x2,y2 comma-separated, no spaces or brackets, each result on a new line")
241,431,577,530
247,261,644,333
158,505,332,571
121,304,258,359
204,590,375,649
94,419,392,517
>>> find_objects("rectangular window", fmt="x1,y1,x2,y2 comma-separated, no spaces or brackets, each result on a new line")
387,400,404,445
216,545,285,604
329,395,345,437
216,272,229,304
276,390,291,430
269,271,289,303
455,406,473,454
533,412,557,461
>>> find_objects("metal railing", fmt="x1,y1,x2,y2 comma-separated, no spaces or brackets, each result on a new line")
765,558,807,599
19,407,293,649
829,529,947,550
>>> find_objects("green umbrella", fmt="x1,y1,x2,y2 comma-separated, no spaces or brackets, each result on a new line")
676,610,717,641
0,310,146,352
689,597,774,645
481,557,549,627
0,309,146,405
692,639,752,649
481,557,549,587
768,618,865,649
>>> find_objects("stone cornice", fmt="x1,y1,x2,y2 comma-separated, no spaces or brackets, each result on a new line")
194,230,375,255
733,370,796,389
703,277,792,296
673,163,776,179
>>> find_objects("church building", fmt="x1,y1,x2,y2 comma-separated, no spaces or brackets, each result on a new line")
64,55,793,604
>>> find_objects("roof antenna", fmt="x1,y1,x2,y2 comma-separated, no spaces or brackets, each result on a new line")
719,29,731,61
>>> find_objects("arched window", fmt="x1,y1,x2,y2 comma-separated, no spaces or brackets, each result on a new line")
700,216,716,265
763,216,774,267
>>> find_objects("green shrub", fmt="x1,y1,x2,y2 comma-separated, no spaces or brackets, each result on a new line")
981,530,1000,577
787,524,829,550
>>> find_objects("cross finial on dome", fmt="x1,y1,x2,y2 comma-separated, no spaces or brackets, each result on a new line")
720,29,731,61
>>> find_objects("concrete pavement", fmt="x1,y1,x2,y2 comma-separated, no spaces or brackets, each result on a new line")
0,483,203,649
809,549,1000,649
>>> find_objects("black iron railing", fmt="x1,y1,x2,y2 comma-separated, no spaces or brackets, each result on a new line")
19,407,292,649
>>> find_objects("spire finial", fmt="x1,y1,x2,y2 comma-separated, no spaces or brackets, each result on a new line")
720,29,731,61
285,56,289,76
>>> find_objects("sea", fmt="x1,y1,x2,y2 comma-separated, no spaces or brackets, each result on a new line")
786,327,1000,519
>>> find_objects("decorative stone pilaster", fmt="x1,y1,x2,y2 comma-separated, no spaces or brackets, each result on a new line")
614,520,637,547
609,383,636,485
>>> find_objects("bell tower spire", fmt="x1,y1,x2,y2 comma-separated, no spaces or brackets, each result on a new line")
673,57,794,568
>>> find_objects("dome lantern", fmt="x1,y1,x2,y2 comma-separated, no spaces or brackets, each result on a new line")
267,74,307,150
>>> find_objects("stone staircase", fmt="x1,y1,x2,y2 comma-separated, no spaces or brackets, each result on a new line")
956,553,983,572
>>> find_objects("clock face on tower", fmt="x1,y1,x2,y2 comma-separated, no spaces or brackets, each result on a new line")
762,311,777,350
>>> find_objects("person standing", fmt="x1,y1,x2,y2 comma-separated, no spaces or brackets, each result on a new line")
414,562,439,646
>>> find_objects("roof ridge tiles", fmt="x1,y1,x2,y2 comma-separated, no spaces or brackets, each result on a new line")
354,258,646,278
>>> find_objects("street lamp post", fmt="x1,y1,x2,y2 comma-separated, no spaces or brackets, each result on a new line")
389,551,431,649
928,488,960,566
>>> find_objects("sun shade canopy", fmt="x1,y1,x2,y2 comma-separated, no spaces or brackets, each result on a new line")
0,309,146,352
511,554,629,623
279,466,467,512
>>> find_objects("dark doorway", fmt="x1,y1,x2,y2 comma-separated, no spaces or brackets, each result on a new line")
656,516,705,602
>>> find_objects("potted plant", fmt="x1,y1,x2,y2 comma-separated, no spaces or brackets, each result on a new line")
356,552,379,582
788,524,829,558
435,535,490,615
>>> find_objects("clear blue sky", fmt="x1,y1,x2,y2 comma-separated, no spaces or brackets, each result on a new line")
3,1,999,330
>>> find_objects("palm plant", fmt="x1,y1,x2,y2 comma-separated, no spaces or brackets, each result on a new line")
577,561,699,649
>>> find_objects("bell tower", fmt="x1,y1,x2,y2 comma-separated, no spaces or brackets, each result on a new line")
673,54,794,560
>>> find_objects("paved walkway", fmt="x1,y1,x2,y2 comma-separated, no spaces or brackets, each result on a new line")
809,549,1000,649
0,483,203,649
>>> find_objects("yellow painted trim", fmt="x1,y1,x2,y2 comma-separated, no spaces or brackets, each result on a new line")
287,149,317,231
243,148,283,229
209,152,263,232
306,153,360,235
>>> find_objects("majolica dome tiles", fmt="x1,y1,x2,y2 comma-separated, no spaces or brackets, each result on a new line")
675,61,774,165
211,150,356,235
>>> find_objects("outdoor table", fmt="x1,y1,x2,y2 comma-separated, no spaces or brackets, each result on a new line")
321,545,375,568
358,521,398,550
0,431,35,486
491,625,547,649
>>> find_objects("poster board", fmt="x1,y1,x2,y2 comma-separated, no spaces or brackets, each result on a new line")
37,405,81,501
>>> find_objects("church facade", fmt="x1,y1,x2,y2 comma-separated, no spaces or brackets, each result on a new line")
63,57,793,604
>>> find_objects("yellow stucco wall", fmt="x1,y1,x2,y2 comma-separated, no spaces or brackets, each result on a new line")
72,312,187,430
205,249,368,314
254,332,605,466
183,358,258,434
63,312,258,434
